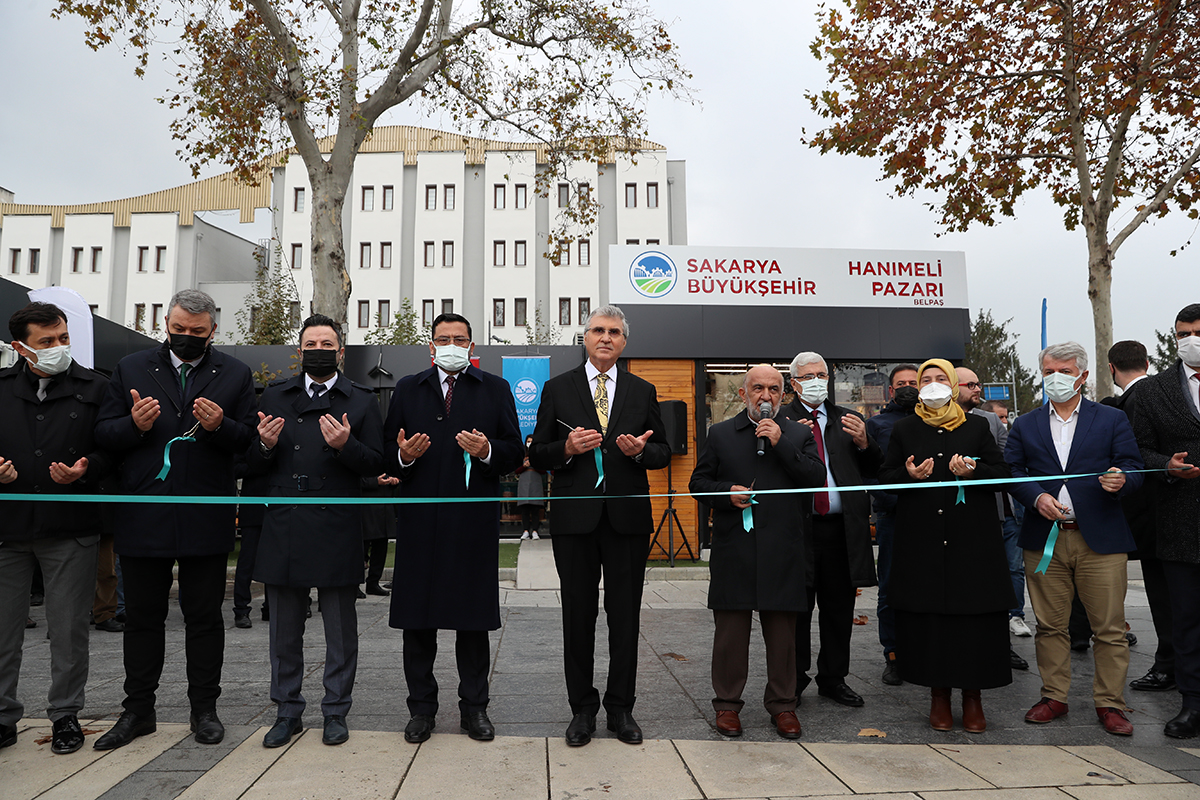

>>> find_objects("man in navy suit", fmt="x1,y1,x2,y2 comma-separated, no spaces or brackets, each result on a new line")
1005,341,1144,736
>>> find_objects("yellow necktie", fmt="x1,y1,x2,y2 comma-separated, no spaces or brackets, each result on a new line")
594,373,609,435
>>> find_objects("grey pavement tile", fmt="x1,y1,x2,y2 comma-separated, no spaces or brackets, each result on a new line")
931,745,1127,789
803,743,992,793
919,790,1079,800
1063,745,1187,784
96,770,204,800
1114,746,1200,772
1062,785,1200,799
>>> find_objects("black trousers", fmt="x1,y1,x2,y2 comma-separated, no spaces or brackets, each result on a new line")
364,539,388,585
797,514,856,692
551,508,649,715
403,628,491,716
1163,561,1200,710
233,526,262,613
120,553,227,716
521,506,541,533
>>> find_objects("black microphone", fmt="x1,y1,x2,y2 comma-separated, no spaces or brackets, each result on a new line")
757,401,773,456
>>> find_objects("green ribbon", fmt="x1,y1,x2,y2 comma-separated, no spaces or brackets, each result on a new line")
155,436,195,481
594,449,604,489
1035,521,1061,574
954,456,981,505
464,450,472,489
741,492,758,533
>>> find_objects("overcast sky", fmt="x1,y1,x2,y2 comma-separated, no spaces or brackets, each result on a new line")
2,0,1196,372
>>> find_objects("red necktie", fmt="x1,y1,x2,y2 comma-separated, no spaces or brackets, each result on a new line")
444,375,455,415
811,408,830,515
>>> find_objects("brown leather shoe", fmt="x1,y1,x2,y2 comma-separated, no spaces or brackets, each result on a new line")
1097,707,1133,736
1025,697,1069,723
929,687,952,731
962,689,986,733
770,710,802,739
715,710,742,737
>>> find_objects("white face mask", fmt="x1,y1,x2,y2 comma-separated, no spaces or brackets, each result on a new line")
1043,371,1082,404
918,382,953,408
1178,335,1200,368
433,344,471,373
796,377,828,406
23,342,72,376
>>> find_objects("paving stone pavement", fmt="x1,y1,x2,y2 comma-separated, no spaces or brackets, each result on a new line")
5,550,1200,799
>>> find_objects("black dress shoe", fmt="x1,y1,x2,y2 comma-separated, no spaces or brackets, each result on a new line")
0,722,17,749
1010,647,1029,671
460,711,495,741
882,659,903,686
94,618,125,632
404,714,436,744
94,711,156,750
233,613,252,629
1071,638,1090,652
190,710,225,744
261,607,270,621
115,611,126,623
366,582,390,596
323,715,349,745
355,587,367,599
51,715,84,755
606,711,643,744
1165,708,1200,739
263,717,303,748
30,593,44,607
565,712,596,746
818,683,864,707
1130,669,1176,692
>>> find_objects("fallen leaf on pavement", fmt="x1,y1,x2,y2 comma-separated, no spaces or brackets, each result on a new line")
853,614,869,625
858,728,887,738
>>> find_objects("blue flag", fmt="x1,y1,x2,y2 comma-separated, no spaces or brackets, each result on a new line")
502,356,550,438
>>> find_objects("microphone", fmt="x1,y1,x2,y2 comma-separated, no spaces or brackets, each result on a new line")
757,401,773,456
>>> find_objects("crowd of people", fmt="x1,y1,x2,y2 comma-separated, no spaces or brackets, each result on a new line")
0,290,1197,755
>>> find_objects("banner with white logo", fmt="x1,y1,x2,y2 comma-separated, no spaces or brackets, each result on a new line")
502,356,550,438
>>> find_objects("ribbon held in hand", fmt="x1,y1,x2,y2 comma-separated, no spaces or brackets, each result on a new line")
156,435,196,481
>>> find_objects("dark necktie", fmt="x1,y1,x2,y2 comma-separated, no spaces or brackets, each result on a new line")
445,375,456,415
811,408,830,515
179,363,191,396
312,382,326,399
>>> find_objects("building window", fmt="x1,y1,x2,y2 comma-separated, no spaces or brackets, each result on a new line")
362,186,374,211
493,241,505,267
294,187,305,212
290,243,303,270
579,239,590,266
360,242,371,270
378,300,391,325
579,182,590,202
423,241,435,267
214,308,222,329
91,247,103,273
441,299,454,315
155,246,166,272
557,183,570,208
425,185,437,210
578,298,591,326
559,298,571,325
134,303,145,331
625,239,640,245
515,184,527,209
137,246,148,272
357,300,370,328
380,242,392,270
646,238,660,246
151,303,164,331
514,298,528,327
493,298,505,327
71,248,82,274
559,240,570,266
28,249,40,275
494,184,505,209
89,304,98,313
289,301,301,328
514,240,527,267
442,241,454,267
8,249,17,275
422,299,435,326
382,185,394,211
647,182,659,208
443,184,455,210
625,183,637,208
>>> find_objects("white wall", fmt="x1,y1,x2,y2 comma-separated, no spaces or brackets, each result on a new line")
1,214,54,292
126,213,181,332
412,151,465,329
482,151,538,341
347,151,407,343
60,214,117,317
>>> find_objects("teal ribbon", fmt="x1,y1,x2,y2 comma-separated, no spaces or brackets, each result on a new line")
1035,521,1061,574
741,492,758,532
594,449,604,489
154,436,195,481
954,456,981,505
464,450,472,488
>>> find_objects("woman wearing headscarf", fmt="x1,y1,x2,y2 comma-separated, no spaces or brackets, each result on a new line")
877,359,1014,732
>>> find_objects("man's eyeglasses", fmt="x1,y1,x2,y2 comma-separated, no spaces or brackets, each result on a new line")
432,336,471,346
961,381,982,389
792,373,828,382
587,326,625,338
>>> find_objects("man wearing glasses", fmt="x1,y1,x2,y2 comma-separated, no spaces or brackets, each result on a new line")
383,313,523,744
529,305,671,746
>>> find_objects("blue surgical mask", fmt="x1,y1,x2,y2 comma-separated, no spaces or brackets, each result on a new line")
433,344,470,373
1043,372,1081,403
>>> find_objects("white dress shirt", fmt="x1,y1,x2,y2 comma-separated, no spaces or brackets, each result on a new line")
304,372,338,397
584,360,618,410
1049,404,1079,520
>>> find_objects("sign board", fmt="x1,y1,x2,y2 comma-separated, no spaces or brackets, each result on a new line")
609,246,968,310
982,384,1011,401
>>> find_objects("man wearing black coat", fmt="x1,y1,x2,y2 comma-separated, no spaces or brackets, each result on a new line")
1132,303,1200,738
782,351,882,708
529,304,671,747
93,290,256,750
249,315,384,748
0,302,114,755
689,365,826,739
384,313,523,745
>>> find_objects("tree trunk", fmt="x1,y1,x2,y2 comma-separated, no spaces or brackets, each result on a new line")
308,174,351,333
1086,228,1115,399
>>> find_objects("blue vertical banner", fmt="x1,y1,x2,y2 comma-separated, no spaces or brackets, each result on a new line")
503,357,550,438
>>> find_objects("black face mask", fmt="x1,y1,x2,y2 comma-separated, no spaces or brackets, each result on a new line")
893,386,919,410
168,332,209,362
302,349,339,377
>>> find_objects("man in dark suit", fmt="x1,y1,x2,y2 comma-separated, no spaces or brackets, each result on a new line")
1131,303,1200,738
1100,341,1173,693
1005,341,1143,736
782,351,882,708
248,314,384,748
93,289,257,750
529,304,671,746
383,313,523,745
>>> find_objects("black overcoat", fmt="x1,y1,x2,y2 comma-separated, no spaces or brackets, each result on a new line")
383,365,523,631
781,397,882,588
0,360,115,541
247,374,384,587
689,411,826,611
94,342,256,557
877,414,1016,615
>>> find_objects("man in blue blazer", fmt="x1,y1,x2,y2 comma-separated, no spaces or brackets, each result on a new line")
1005,341,1143,736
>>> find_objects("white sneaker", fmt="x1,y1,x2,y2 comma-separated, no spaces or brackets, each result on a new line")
531,531,540,540
1010,617,1033,637
520,531,530,540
